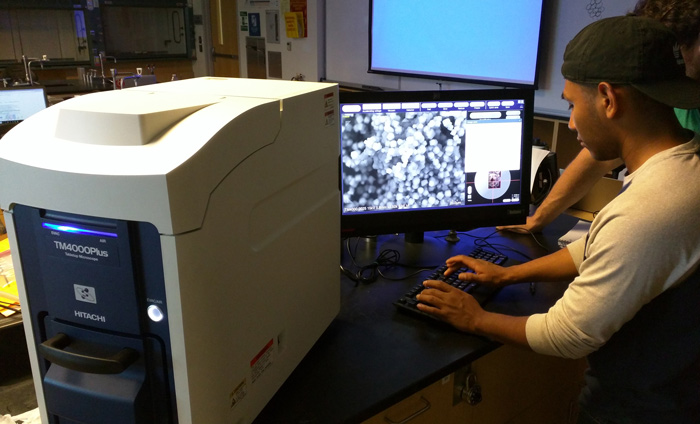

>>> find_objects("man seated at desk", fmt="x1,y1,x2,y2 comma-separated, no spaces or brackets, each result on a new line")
416,16,700,424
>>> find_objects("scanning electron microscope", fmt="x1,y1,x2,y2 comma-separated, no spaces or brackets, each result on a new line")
0,77,340,424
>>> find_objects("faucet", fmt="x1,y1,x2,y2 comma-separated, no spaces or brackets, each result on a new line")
22,55,28,82
22,55,35,85
26,55,50,86
98,53,117,81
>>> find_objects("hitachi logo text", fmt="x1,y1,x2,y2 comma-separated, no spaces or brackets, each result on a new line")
54,241,108,257
75,310,106,322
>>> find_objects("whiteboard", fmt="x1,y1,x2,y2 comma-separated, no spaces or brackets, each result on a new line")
325,0,638,117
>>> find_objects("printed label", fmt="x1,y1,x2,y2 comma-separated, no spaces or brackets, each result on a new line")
324,92,336,126
229,379,248,409
74,284,97,304
43,229,120,267
251,339,274,384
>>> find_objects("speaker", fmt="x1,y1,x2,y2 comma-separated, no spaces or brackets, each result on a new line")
531,148,558,205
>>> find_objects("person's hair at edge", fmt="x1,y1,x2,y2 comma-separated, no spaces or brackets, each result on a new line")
632,0,700,46
561,15,700,110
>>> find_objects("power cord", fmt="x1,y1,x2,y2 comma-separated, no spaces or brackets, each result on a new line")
341,228,545,287
341,248,401,285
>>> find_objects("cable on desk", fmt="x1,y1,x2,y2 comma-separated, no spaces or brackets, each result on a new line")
343,236,365,269
341,247,402,285
492,227,550,251
444,228,545,262
341,238,437,284
440,229,544,296
378,266,434,281
340,229,547,286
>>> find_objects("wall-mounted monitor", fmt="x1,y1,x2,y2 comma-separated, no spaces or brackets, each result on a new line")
340,88,534,239
369,0,546,88
0,7,89,64
101,4,192,60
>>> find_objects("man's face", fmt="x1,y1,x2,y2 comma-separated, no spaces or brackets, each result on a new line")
681,33,700,81
562,80,618,162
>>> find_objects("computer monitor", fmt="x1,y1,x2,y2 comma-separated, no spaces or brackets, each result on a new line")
339,89,533,240
0,86,48,126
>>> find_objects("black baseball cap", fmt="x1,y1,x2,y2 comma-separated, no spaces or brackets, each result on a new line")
562,15,700,109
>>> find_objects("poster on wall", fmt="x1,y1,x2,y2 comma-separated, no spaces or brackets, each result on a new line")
240,11,249,32
289,0,307,37
266,10,280,44
284,12,304,38
250,12,261,36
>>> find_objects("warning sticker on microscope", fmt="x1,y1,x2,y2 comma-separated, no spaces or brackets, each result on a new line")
324,92,336,126
250,339,275,384
230,379,248,409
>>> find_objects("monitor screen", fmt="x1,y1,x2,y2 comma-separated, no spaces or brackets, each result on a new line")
340,88,533,238
102,6,190,59
0,86,48,126
369,0,545,88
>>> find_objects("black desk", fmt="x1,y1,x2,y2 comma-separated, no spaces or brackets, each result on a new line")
254,214,579,424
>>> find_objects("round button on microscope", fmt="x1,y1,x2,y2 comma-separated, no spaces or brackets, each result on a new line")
147,305,165,322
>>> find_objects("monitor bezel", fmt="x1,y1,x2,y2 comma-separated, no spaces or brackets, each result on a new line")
339,88,534,237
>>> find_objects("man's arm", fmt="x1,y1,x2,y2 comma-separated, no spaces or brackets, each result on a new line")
417,284,531,348
444,246,580,287
500,149,620,232
417,247,579,347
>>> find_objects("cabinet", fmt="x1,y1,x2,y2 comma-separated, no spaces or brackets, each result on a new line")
362,374,455,424
532,115,622,220
363,345,586,424
533,116,580,169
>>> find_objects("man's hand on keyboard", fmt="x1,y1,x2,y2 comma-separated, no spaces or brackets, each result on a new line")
415,280,484,333
444,255,509,288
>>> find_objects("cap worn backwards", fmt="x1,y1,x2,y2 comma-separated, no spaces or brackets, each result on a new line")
561,15,700,109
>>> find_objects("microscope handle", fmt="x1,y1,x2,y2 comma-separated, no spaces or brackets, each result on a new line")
38,333,139,375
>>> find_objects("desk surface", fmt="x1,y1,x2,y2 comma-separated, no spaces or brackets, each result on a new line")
254,214,579,424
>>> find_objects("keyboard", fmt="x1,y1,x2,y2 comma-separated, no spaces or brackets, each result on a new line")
393,247,507,320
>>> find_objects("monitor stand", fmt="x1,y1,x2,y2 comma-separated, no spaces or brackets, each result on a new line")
399,231,465,268
445,230,460,244
405,229,460,244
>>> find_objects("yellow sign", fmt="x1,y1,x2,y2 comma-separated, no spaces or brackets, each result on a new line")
284,12,305,38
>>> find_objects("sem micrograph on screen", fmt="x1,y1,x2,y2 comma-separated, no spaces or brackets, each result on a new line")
340,111,521,213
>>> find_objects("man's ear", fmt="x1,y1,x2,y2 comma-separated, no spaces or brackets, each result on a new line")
596,82,619,118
